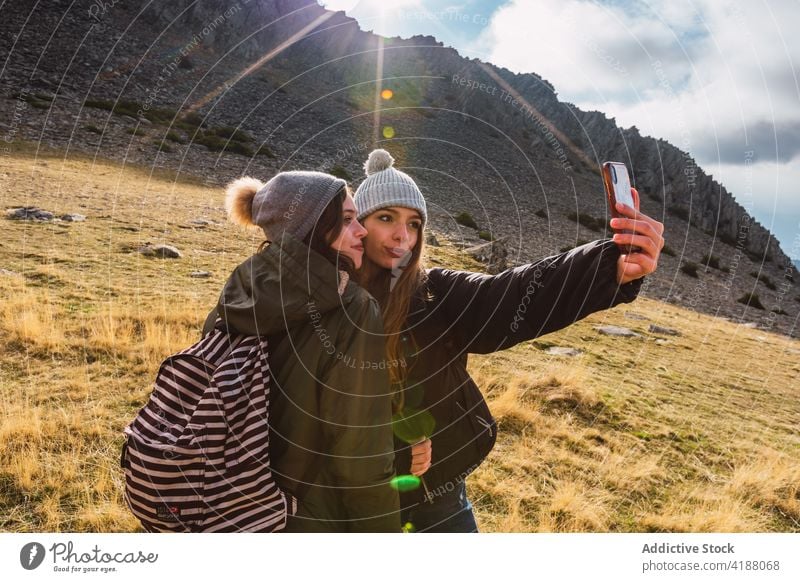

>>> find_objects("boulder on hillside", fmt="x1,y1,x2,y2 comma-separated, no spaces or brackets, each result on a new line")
60,213,86,222
596,325,642,338
648,324,681,336
465,239,508,274
6,207,54,221
138,244,182,259
546,346,583,357
425,231,440,247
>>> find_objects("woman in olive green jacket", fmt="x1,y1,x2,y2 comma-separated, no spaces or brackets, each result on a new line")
205,171,400,532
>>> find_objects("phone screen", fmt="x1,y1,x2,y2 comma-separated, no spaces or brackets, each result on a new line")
610,163,634,208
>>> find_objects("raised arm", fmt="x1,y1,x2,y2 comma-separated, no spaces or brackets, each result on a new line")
426,239,643,354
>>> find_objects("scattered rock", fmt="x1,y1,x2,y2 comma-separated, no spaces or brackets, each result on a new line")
190,218,215,227
465,239,508,274
654,338,670,345
596,325,642,338
189,270,211,278
153,244,182,259
60,213,86,222
138,244,182,259
648,324,681,336
546,347,583,357
4,9,794,342
624,311,649,320
0,268,19,276
6,207,54,221
425,232,440,247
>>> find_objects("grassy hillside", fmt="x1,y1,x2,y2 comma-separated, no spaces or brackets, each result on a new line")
1,145,798,532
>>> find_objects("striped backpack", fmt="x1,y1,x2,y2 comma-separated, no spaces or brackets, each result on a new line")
121,325,295,532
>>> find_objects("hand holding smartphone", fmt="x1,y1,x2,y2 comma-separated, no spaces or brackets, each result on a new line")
601,161,640,253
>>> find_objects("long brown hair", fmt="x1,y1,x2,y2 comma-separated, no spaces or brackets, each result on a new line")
259,186,356,276
356,219,427,389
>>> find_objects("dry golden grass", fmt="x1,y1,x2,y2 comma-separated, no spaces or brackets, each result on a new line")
467,299,800,532
1,146,798,532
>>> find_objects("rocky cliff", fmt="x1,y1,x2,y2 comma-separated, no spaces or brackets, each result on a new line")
1,0,797,336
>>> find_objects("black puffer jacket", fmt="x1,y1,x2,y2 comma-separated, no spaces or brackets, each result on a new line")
392,239,643,507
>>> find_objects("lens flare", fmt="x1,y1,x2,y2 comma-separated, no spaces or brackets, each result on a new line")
381,89,393,100
390,474,421,492
382,126,395,139
392,408,436,444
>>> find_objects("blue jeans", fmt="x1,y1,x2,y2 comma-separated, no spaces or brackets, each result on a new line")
401,481,478,533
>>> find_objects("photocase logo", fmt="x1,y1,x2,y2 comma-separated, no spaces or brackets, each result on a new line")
20,542,46,570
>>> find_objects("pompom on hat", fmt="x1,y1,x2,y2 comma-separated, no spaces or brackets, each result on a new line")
225,171,347,241
354,149,427,224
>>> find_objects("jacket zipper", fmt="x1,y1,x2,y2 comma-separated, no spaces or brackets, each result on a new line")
456,401,494,438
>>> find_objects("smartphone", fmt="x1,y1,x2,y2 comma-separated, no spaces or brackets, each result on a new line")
602,161,635,215
601,161,639,253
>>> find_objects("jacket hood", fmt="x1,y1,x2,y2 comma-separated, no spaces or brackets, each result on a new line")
214,233,352,336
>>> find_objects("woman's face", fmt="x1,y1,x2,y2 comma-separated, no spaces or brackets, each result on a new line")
362,206,423,270
329,193,368,269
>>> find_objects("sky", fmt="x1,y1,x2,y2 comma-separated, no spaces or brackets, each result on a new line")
319,0,800,261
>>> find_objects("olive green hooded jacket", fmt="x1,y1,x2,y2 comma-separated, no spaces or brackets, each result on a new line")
204,235,400,532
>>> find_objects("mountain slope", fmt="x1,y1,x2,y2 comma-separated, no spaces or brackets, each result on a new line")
0,0,797,336
0,149,797,532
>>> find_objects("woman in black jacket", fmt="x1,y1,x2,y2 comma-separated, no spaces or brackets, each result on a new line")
204,171,400,531
352,149,665,532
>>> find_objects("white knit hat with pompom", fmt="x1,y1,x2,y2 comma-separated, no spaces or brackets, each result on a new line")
353,149,427,223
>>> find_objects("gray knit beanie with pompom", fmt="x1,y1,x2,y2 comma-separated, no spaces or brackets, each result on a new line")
224,171,346,241
353,149,427,223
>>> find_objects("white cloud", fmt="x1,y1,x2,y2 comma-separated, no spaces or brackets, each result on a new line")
473,0,698,101
474,0,800,165
472,0,800,256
